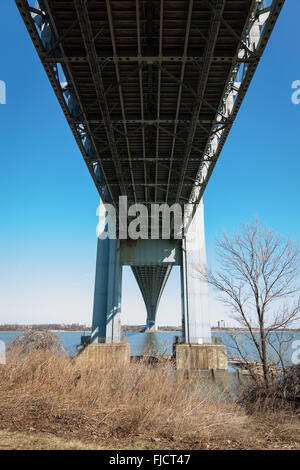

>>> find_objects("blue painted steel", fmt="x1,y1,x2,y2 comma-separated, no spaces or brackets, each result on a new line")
92,203,210,343
132,265,172,331
120,239,182,266
91,237,122,343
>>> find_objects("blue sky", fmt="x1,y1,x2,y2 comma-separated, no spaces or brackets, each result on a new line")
0,1,299,326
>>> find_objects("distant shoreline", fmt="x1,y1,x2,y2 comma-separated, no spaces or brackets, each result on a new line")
0,326,299,333
0,330,89,334
212,328,300,333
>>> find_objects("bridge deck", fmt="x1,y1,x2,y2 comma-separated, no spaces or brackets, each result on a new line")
16,0,284,209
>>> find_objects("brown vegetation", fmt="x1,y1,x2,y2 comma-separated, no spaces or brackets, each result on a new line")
0,331,299,450
238,364,300,414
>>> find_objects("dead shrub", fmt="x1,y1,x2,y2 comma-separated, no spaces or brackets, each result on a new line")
7,330,65,356
238,364,300,414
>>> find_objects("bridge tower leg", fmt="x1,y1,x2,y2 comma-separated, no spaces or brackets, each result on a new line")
85,200,226,376
177,201,228,380
91,237,122,344
90,202,211,344
181,200,211,344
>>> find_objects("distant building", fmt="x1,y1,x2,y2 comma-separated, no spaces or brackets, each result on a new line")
217,320,226,329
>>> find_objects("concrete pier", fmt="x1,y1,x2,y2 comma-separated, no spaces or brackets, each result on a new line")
77,342,130,369
91,201,212,347
181,201,211,344
175,343,228,384
176,344,227,371
89,200,228,382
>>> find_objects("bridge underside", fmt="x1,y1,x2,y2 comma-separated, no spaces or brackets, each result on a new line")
16,0,284,343
16,0,284,215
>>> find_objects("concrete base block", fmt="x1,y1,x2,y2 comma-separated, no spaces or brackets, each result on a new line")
77,343,130,369
176,344,228,371
176,369,228,388
175,344,228,388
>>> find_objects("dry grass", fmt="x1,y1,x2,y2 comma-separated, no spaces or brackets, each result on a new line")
0,430,104,450
0,333,299,450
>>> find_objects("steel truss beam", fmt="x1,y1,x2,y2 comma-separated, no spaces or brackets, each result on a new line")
15,0,116,205
105,0,137,203
186,0,285,225
176,0,226,202
165,0,194,202
42,56,254,64
74,0,126,196
72,118,227,125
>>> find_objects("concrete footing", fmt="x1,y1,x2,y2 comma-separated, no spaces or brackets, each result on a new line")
176,369,229,387
77,343,130,369
175,344,228,385
176,344,228,370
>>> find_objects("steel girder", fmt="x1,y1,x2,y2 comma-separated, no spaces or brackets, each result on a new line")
131,265,172,329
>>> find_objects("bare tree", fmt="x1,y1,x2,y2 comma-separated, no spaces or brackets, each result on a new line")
202,219,300,390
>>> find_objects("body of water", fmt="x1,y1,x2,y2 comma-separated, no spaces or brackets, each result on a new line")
0,330,299,367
